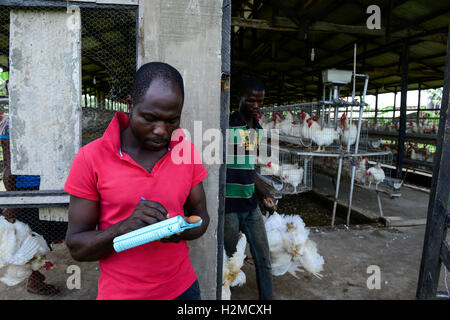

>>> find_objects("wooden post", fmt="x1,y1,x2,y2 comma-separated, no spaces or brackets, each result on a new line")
397,41,408,179
416,24,450,299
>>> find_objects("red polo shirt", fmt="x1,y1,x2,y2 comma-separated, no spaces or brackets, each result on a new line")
64,112,208,300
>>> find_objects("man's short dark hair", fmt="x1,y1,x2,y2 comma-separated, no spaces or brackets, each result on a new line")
239,76,265,95
130,62,184,105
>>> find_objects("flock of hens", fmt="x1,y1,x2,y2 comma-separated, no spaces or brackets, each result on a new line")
367,119,437,165
257,109,358,152
222,212,325,300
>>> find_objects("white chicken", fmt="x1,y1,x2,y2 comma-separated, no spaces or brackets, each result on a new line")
366,162,385,190
222,233,247,300
262,160,281,177
259,159,305,193
408,147,426,161
289,120,302,137
340,113,357,150
300,110,314,140
280,163,304,193
355,156,369,185
311,125,341,152
421,121,437,134
264,212,324,279
258,112,276,131
277,110,296,136
0,216,50,286
406,120,419,134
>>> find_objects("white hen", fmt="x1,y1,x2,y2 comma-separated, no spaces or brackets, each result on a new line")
299,111,314,140
280,163,304,193
277,111,295,136
366,162,385,190
0,216,50,286
340,113,357,149
311,126,341,152
259,160,304,193
355,156,369,185
265,212,324,279
222,233,247,300
258,113,276,131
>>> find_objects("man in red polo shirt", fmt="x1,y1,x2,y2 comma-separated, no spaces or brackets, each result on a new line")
64,62,209,300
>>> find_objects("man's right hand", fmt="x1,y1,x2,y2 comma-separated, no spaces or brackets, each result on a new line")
118,199,169,235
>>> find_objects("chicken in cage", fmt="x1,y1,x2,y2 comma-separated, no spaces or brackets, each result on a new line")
348,153,400,194
314,151,396,192
256,147,313,195
258,104,367,154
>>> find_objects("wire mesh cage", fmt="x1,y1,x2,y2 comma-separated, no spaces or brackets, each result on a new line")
259,102,369,154
0,3,136,146
314,151,397,191
0,2,137,295
256,146,313,195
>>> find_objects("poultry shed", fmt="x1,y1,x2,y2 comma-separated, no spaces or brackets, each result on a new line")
257,45,402,226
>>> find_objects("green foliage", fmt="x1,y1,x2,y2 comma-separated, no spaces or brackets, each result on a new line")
426,88,442,109
0,72,7,97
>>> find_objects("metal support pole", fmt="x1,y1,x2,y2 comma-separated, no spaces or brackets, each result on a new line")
345,43,369,225
346,160,356,226
397,41,409,179
346,75,369,225
376,191,384,217
333,85,338,127
331,156,344,227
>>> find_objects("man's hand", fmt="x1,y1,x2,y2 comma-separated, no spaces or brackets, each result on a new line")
263,195,278,213
160,215,202,243
118,199,169,235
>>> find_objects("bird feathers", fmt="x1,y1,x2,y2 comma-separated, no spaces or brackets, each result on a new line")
222,233,247,300
0,216,49,286
265,212,324,279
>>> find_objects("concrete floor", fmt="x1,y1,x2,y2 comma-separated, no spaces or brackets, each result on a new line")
0,178,448,300
230,175,449,300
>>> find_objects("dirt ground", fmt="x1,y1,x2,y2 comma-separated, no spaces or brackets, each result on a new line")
0,183,448,300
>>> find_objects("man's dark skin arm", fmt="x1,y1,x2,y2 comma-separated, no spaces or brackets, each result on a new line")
1,138,16,191
65,182,209,259
254,171,277,213
65,196,169,261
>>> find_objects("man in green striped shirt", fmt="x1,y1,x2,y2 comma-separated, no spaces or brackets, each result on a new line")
224,77,276,300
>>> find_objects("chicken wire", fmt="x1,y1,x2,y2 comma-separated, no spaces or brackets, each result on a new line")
314,151,399,192
0,3,136,295
259,102,369,154
0,4,136,145
256,145,313,195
